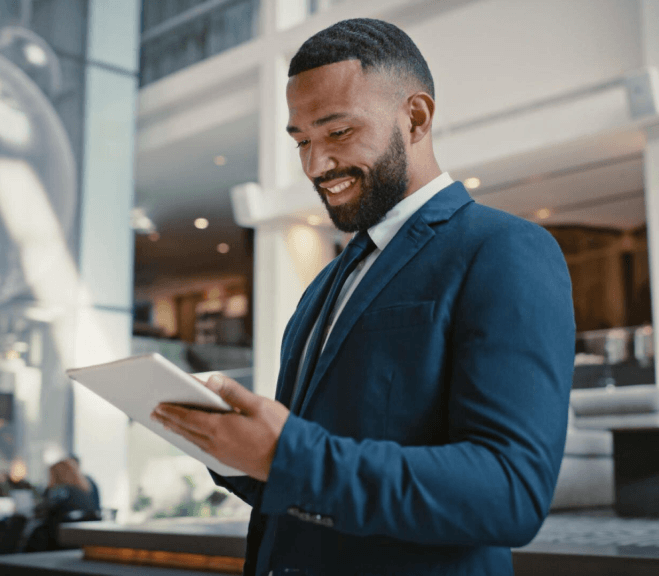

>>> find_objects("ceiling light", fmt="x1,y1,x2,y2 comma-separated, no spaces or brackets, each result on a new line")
194,218,209,229
213,155,227,166
217,243,230,254
535,208,552,219
307,215,323,226
464,177,481,190
23,43,48,66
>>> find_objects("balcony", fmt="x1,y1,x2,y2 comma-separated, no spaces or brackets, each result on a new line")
140,0,260,87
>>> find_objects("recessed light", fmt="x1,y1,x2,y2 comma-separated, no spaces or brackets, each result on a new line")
464,177,481,190
23,43,47,66
213,155,227,166
535,208,552,220
217,243,230,254
194,218,209,229
307,215,323,226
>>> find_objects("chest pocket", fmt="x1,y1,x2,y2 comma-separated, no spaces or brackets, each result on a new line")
357,301,436,332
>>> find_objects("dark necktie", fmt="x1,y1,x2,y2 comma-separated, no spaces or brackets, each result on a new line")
292,230,376,411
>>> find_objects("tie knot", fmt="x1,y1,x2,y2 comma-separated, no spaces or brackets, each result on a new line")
346,230,375,257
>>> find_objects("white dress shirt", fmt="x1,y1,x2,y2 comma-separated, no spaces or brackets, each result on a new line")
292,172,455,398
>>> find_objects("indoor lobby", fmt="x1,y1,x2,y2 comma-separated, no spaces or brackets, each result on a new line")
1,0,659,574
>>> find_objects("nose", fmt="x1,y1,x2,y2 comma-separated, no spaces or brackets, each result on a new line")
303,143,337,180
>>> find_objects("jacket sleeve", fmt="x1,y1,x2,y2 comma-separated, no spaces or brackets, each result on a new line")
258,225,576,548
208,471,263,507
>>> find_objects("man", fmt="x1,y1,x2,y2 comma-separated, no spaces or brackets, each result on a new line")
152,18,576,575
69,455,101,512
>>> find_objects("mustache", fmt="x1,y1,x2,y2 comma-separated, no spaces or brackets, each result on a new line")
313,167,363,191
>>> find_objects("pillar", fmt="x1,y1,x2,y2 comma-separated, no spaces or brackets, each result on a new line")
251,0,334,398
640,0,659,386
71,0,141,519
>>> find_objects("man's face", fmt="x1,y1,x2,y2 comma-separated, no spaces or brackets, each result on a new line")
286,60,410,232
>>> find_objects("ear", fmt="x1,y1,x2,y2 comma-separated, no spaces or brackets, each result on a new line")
407,92,435,144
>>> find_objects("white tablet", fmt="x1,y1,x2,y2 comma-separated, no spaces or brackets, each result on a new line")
66,353,241,477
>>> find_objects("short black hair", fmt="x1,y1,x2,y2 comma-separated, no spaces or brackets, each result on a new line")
289,18,434,99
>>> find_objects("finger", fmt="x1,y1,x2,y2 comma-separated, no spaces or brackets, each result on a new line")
152,414,212,452
215,378,259,415
153,404,217,435
205,373,225,394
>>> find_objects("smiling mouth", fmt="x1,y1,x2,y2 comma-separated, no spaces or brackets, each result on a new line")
323,178,356,194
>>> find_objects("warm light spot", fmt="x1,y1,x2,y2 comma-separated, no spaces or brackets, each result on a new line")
307,215,323,226
23,43,48,66
148,232,160,242
535,208,552,219
213,155,227,166
6,350,20,360
286,225,327,286
9,459,27,483
464,177,481,190
194,218,209,229
225,295,248,318
154,298,177,336
217,243,230,254
207,287,222,300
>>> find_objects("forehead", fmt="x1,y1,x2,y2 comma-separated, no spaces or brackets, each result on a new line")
286,60,389,121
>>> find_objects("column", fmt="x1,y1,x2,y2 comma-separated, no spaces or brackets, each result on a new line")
251,0,334,398
644,127,659,386
640,0,659,386
72,0,141,519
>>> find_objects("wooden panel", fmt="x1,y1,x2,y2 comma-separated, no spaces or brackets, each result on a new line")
84,545,244,574
545,224,651,331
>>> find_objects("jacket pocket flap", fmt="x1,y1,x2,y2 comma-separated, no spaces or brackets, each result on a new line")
358,301,436,331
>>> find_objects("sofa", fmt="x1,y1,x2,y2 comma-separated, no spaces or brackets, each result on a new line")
551,384,659,510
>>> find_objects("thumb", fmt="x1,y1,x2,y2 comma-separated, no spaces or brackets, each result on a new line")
208,374,257,414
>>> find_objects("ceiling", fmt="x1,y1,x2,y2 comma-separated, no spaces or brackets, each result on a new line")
133,114,649,291
133,113,259,288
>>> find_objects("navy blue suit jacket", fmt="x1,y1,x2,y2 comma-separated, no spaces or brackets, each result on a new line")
211,182,576,575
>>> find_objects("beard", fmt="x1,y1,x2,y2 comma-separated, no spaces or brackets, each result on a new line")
313,125,409,233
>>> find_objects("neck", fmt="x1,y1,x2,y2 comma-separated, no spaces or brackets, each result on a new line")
403,157,442,199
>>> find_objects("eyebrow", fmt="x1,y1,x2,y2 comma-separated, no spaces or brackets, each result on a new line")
286,112,352,134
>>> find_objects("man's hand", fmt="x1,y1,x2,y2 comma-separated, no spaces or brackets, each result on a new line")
150,374,289,482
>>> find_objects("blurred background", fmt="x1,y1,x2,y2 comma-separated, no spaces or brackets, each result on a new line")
0,0,658,537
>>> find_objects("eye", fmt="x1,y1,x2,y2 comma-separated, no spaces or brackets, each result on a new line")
296,139,309,149
330,128,350,138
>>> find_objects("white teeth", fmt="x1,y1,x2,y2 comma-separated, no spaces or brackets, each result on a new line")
327,179,355,194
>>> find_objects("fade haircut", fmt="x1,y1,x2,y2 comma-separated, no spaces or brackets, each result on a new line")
288,18,434,99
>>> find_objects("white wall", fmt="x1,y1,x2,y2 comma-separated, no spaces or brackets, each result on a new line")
411,0,642,127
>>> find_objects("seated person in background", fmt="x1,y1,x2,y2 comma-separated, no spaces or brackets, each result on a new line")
42,458,99,522
68,455,100,511
24,459,100,552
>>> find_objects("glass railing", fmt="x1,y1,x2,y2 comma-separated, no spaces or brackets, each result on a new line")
139,0,260,87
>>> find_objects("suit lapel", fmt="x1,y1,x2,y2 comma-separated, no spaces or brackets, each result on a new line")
276,261,340,407
295,212,435,415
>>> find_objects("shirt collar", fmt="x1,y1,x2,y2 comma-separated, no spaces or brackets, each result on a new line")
367,172,454,251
